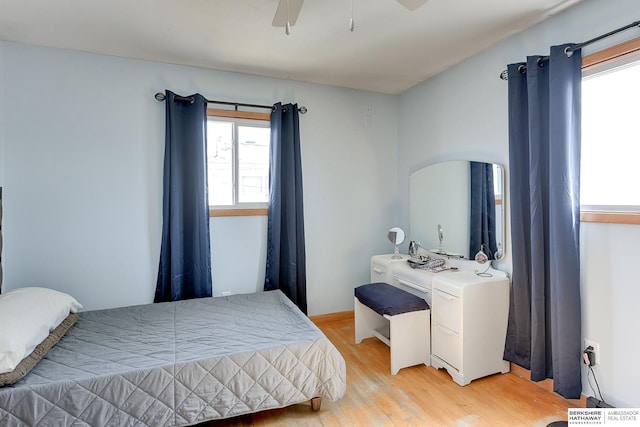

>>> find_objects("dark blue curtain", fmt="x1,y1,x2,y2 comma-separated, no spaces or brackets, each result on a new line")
155,90,213,302
469,162,497,260
264,103,307,314
503,45,582,398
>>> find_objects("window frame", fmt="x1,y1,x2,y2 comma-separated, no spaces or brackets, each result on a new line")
206,108,271,218
580,37,640,225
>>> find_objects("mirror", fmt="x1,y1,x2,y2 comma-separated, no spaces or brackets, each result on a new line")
388,227,405,259
409,161,505,260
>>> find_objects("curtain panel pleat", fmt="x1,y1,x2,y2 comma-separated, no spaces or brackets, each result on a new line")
155,90,213,302
264,103,307,314
503,45,582,399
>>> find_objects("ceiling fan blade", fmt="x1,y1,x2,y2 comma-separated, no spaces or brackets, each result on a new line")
272,0,304,27
396,0,428,11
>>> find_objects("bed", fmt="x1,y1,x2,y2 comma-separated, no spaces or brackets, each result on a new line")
0,290,346,426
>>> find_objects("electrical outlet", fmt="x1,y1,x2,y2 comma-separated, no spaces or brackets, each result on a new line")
584,339,600,366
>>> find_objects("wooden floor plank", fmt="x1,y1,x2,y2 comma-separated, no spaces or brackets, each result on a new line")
203,313,578,426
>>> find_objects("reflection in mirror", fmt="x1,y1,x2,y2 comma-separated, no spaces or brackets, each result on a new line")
409,161,504,260
388,227,405,259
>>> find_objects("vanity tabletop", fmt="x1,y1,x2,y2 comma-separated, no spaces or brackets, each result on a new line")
372,254,508,281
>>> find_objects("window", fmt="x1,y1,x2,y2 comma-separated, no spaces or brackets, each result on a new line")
493,163,503,205
581,37,640,224
206,109,270,216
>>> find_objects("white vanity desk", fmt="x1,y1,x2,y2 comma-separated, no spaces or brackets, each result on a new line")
370,254,510,386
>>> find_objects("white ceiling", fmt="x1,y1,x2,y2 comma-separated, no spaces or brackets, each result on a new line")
0,0,583,94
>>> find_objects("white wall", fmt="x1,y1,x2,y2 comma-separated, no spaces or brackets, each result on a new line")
397,0,640,408
210,215,267,296
580,222,640,408
0,42,4,188
0,42,398,315
0,42,4,293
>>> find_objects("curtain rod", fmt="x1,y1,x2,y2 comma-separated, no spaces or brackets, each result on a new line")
154,92,308,114
499,20,640,80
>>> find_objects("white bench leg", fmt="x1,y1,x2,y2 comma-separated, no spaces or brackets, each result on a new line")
386,310,431,375
354,297,387,343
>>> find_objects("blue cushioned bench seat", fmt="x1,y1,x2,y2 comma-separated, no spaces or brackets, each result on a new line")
355,282,429,316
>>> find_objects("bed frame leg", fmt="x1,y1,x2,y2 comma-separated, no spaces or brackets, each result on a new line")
310,397,322,412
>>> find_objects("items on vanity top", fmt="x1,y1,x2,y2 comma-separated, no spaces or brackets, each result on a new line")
407,257,446,271
369,254,510,386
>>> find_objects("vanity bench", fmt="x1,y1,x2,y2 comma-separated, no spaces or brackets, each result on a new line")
354,282,431,375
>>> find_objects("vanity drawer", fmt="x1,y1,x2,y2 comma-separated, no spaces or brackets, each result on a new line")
432,288,461,333
392,275,432,305
371,264,389,282
370,254,409,283
432,322,461,370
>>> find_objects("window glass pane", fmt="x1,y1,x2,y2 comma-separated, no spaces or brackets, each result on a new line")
493,164,502,199
207,120,233,205
581,58,640,207
238,125,270,203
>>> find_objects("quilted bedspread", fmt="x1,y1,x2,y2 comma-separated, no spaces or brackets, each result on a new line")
0,290,346,426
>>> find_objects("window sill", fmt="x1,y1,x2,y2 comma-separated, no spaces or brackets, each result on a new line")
580,211,640,225
209,208,268,217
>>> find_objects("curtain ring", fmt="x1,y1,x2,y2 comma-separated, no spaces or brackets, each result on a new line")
564,46,574,57
536,57,545,67
517,64,526,74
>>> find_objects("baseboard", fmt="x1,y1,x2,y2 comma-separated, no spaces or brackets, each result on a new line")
509,362,587,407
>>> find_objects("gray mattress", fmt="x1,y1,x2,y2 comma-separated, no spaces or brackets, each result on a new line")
0,290,346,426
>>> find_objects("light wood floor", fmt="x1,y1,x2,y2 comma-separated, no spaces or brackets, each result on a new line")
205,312,580,427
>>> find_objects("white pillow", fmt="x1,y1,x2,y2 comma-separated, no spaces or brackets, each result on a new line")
0,287,82,374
